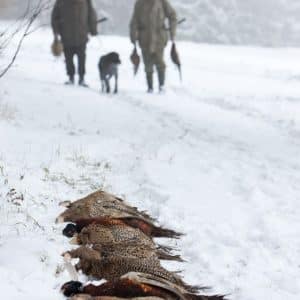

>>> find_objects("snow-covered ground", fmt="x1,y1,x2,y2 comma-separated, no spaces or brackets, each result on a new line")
1,28,300,300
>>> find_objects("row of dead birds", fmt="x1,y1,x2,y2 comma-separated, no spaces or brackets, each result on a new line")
56,190,227,300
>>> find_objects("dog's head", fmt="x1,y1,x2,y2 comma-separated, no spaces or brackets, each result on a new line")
107,52,121,64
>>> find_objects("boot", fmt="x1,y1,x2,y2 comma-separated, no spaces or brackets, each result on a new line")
159,86,165,93
158,69,165,92
65,75,74,85
146,73,153,93
79,76,88,88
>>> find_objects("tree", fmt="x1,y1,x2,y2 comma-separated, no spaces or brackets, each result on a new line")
0,0,50,78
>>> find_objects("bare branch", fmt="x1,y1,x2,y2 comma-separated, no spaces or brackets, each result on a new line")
0,0,51,79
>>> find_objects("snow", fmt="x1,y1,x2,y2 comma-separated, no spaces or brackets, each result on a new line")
1,28,300,300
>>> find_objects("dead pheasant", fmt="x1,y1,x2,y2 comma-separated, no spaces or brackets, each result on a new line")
70,296,163,300
65,229,182,262
63,249,199,293
63,217,182,242
130,45,141,76
62,272,226,300
64,244,162,264
64,220,183,262
56,190,155,223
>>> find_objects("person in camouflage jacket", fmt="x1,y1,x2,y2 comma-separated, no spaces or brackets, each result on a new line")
51,0,98,86
130,0,177,92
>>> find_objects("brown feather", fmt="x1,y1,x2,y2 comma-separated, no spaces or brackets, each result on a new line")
171,43,182,81
66,273,227,300
56,191,156,224
130,46,140,76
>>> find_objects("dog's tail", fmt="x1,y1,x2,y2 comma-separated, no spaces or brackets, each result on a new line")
98,60,104,80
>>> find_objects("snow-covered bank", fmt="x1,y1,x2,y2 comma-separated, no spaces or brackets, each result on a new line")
1,29,300,300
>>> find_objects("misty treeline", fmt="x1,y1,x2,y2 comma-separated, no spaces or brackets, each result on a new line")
102,0,300,46
1,0,300,46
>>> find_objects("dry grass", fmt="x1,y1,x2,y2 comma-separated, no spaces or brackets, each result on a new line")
42,151,112,192
0,99,16,121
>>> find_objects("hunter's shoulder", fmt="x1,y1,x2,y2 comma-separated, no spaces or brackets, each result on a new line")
134,0,145,7
53,0,64,6
162,0,174,5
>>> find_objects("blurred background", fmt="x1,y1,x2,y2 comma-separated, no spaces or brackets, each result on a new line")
1,0,300,46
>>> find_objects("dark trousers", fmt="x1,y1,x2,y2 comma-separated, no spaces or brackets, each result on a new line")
63,44,86,79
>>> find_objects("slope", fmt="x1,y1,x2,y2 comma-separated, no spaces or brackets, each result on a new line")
1,29,300,300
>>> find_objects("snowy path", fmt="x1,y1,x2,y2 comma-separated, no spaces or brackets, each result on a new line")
1,31,300,300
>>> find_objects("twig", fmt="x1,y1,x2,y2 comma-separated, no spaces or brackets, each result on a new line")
0,0,50,78
26,213,45,231
0,21,33,78
26,23,48,35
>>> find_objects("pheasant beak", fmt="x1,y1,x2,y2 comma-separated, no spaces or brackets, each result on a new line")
75,262,82,271
63,252,72,262
69,235,79,245
56,215,65,224
59,200,72,208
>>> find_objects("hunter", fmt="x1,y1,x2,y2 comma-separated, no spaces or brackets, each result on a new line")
51,0,98,86
130,0,177,93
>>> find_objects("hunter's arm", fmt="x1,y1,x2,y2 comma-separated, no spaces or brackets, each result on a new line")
51,0,61,36
162,0,177,41
130,1,140,44
88,0,98,36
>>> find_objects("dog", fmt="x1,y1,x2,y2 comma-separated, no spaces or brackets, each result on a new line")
98,52,121,94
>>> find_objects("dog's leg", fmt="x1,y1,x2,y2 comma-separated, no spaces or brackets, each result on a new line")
114,72,118,94
105,78,110,93
99,62,103,93
101,80,105,93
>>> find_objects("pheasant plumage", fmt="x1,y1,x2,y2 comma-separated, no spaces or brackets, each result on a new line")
58,191,226,300
63,217,182,240
66,244,162,262
62,272,226,300
65,220,155,245
63,219,183,262
65,248,199,294
70,296,164,300
56,191,155,223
